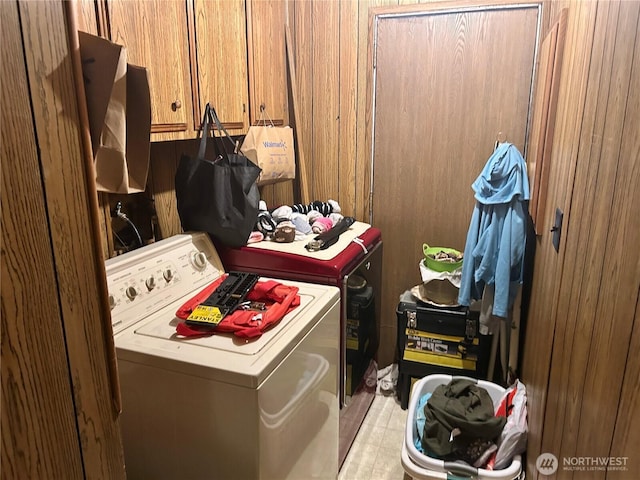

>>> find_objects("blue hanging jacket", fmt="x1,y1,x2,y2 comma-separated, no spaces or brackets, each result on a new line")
458,143,530,318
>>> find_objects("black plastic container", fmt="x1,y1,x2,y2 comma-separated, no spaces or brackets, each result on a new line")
395,290,490,409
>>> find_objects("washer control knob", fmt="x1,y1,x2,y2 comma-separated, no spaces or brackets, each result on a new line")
108,294,116,310
163,268,174,283
125,286,138,301
192,251,207,271
145,276,156,291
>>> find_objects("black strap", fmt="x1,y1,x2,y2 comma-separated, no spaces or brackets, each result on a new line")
305,217,355,251
197,103,238,162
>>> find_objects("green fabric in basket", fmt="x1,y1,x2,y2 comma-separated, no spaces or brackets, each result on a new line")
422,378,506,457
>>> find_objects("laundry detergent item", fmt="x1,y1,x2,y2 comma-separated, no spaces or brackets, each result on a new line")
458,143,530,318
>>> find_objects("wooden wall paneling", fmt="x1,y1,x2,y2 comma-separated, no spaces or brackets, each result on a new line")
1,2,84,477
608,17,640,473
518,206,563,477
13,0,125,477
541,0,626,467
338,0,359,216
258,176,295,209
311,1,340,203
369,3,539,368
576,11,640,468
97,192,115,258
260,177,295,209
257,176,294,209
150,141,187,239
358,0,373,222
550,0,640,467
520,2,597,475
291,0,314,203
610,302,640,478
255,182,274,210
574,0,640,463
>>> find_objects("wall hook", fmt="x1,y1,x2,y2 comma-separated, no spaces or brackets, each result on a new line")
494,131,507,150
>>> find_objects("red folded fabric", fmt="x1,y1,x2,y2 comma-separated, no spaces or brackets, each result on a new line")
175,275,300,339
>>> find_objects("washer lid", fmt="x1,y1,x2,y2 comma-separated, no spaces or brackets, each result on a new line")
135,293,313,355
114,280,340,388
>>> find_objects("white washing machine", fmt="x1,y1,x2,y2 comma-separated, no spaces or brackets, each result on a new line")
105,233,340,480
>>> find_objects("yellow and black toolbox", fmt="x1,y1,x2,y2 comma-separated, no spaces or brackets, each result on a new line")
395,290,490,409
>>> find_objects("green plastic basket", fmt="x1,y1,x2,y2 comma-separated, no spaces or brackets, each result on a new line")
422,244,463,273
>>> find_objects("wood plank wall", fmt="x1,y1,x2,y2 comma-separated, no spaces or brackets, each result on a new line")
2,1,126,478
521,1,640,478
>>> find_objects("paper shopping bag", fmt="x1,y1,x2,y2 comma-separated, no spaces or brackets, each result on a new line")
78,32,151,194
124,64,151,192
240,124,295,186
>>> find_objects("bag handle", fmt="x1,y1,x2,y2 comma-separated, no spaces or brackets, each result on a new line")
197,104,220,161
197,103,239,161
256,104,275,127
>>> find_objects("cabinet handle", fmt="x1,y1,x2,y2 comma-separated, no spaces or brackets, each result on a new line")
172,100,182,111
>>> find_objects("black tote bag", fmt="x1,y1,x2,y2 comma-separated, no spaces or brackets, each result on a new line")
175,104,261,247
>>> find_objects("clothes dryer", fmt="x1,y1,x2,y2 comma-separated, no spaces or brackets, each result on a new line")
214,222,382,468
214,221,382,406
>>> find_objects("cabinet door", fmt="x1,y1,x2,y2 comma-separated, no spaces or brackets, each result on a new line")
194,0,248,134
107,0,194,140
246,0,288,126
74,0,99,35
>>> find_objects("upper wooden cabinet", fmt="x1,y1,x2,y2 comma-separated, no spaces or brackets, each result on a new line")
74,0,100,35
194,0,249,134
246,0,288,126
76,0,288,140
106,0,195,141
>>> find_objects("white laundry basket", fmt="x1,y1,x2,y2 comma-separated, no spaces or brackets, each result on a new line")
401,374,523,480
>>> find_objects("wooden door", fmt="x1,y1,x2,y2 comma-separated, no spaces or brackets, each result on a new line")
527,10,568,235
369,3,540,367
107,0,194,139
194,0,249,134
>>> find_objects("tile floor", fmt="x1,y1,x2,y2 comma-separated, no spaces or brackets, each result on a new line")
338,392,411,480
